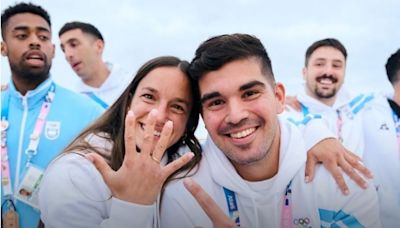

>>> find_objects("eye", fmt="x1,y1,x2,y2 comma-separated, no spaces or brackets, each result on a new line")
141,93,154,100
38,35,49,41
171,104,186,114
242,90,260,99
15,34,27,40
204,99,225,110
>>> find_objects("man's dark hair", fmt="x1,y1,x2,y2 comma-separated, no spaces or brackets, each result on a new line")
305,38,347,66
386,49,400,85
1,2,51,39
59,21,104,42
189,33,275,84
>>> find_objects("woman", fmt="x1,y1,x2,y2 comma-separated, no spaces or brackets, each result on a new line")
38,56,202,228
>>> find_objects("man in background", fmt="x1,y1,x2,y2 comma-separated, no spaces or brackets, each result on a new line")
1,3,103,227
59,21,132,108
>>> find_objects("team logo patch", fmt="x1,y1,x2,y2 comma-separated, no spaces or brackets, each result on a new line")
45,121,60,140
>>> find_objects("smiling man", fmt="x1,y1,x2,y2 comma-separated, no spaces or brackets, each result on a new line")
1,3,103,227
160,34,381,228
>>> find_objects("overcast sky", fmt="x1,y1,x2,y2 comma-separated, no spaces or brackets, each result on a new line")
2,0,399,93
1,0,399,139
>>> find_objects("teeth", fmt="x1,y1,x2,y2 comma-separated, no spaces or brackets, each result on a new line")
319,78,333,85
153,131,161,137
230,128,256,139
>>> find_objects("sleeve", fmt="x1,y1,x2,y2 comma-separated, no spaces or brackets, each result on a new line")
39,153,156,228
280,107,336,151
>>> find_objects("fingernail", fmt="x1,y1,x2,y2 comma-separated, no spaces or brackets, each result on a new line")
150,109,158,116
363,182,369,189
183,178,193,188
165,120,173,129
305,176,310,183
344,189,349,195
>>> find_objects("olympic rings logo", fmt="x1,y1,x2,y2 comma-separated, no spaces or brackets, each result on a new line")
293,217,310,225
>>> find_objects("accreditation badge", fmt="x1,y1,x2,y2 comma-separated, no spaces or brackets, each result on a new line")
14,165,44,210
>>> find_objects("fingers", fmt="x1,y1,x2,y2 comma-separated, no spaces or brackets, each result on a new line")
152,121,173,162
325,162,349,195
124,111,138,163
339,156,368,190
304,154,318,183
183,178,236,227
86,153,113,183
140,109,158,156
163,152,194,177
344,150,373,179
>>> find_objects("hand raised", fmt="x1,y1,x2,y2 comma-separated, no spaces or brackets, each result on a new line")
184,178,238,228
87,109,194,204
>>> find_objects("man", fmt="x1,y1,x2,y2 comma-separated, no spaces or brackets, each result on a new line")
1,3,103,227
361,49,400,227
160,34,380,227
58,21,132,108
288,39,400,227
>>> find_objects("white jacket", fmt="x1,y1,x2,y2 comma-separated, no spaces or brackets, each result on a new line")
74,62,132,107
362,93,400,227
161,118,381,228
38,134,158,228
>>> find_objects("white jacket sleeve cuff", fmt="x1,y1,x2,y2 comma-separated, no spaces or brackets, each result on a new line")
101,197,155,228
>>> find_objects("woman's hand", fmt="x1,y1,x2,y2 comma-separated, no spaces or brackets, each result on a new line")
87,109,194,205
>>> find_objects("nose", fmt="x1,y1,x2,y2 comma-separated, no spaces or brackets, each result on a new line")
28,35,41,50
63,47,74,62
225,99,249,124
323,64,334,76
155,103,169,126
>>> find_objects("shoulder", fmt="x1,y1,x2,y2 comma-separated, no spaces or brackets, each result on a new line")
53,85,104,112
41,153,110,199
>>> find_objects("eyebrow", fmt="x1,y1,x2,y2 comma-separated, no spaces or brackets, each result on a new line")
239,80,266,91
141,87,191,106
200,80,266,104
13,25,50,33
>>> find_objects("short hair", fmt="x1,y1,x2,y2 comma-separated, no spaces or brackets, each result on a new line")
1,2,51,39
386,49,400,85
305,38,347,66
189,33,275,85
59,21,104,42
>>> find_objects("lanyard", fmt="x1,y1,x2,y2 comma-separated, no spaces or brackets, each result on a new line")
1,83,55,197
223,181,293,228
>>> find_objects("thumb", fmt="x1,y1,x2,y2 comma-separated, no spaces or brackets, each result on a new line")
86,153,113,182
305,155,318,183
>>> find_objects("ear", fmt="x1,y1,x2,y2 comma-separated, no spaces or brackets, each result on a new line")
302,67,307,80
95,39,104,55
1,41,8,56
274,82,286,114
50,44,55,59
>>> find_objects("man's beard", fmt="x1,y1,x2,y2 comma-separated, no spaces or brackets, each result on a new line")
10,58,51,84
314,87,337,99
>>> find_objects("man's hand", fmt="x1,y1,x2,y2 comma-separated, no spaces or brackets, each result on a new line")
285,95,302,111
306,138,373,194
184,178,238,228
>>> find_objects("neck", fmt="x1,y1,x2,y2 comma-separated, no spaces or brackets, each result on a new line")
233,124,281,182
12,74,48,96
82,61,110,88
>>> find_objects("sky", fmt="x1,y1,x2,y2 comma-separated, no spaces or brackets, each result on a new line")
1,0,399,139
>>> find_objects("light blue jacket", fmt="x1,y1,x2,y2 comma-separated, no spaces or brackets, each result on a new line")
1,77,104,228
